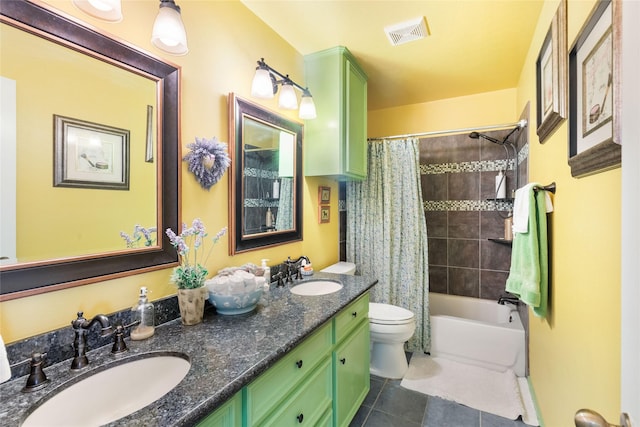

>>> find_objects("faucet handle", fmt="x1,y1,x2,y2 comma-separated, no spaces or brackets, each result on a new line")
109,324,128,354
274,271,285,287
21,352,49,393
71,311,87,329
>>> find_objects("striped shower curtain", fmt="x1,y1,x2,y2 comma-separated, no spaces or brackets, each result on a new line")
346,138,430,353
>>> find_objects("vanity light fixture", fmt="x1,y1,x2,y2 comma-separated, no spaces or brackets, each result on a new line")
72,0,122,22
251,58,317,119
151,0,189,56
72,0,189,56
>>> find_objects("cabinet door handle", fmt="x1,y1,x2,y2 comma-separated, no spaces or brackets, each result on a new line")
296,360,303,369
352,311,357,317
297,413,304,423
340,357,346,365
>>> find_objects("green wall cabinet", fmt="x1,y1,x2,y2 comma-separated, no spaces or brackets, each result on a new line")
304,46,368,180
197,293,370,427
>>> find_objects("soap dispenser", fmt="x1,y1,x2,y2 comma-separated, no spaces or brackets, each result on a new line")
131,287,155,340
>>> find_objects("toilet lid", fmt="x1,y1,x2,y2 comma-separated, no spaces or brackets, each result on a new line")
369,303,415,324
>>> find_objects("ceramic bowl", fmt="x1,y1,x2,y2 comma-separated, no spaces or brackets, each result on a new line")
207,287,263,315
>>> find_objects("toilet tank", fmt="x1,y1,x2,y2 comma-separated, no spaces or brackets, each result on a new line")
320,262,356,275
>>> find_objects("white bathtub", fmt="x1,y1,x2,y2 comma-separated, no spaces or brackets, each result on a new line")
429,292,525,377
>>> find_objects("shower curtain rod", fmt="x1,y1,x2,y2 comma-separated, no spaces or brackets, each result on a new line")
368,119,528,141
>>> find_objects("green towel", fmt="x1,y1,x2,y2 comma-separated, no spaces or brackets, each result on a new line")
505,186,549,318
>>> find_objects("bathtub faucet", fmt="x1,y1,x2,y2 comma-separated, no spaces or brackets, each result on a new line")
497,294,520,306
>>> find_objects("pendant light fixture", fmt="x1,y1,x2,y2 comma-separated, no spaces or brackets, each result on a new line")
72,0,122,22
151,0,189,56
250,58,317,119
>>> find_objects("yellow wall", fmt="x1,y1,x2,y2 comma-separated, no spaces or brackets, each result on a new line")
0,0,338,343
516,1,621,425
368,88,517,138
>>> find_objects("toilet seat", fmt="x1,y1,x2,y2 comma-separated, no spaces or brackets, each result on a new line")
369,303,415,325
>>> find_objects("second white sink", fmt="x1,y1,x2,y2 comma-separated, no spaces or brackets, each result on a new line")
290,280,343,296
22,352,190,426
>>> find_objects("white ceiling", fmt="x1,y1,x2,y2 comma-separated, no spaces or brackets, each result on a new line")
241,0,544,111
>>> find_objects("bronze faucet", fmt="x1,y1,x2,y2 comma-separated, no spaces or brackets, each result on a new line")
70,311,112,370
284,256,310,282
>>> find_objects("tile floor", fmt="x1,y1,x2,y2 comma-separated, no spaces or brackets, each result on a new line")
349,374,529,427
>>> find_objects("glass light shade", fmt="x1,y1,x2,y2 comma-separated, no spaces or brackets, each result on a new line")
251,69,275,99
298,94,317,119
278,83,298,110
151,5,188,56
73,0,122,22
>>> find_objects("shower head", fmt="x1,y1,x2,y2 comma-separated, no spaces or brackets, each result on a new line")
468,131,503,145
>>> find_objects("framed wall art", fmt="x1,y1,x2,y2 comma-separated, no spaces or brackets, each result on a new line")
319,186,331,204
536,0,567,143
54,115,130,190
568,0,621,178
319,205,330,224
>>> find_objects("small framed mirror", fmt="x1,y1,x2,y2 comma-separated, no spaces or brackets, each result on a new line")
228,93,302,254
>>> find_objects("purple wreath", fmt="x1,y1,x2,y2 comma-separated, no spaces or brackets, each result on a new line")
183,137,231,190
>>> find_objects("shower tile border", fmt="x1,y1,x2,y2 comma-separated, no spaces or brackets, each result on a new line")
423,200,513,212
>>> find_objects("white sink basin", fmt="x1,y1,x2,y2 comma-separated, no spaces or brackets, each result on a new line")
290,280,343,296
22,352,190,426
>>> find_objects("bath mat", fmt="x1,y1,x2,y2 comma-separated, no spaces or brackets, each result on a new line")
401,353,538,425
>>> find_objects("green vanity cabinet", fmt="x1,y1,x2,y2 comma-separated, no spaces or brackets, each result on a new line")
245,322,333,425
304,46,368,180
259,359,333,426
198,292,370,427
196,392,242,427
333,297,370,427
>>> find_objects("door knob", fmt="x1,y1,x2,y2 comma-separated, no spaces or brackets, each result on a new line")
575,409,632,427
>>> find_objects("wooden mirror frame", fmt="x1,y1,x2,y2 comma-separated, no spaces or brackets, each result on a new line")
0,0,180,300
228,93,303,254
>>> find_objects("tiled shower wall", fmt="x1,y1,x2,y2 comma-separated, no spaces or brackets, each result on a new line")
339,113,529,304
420,126,528,300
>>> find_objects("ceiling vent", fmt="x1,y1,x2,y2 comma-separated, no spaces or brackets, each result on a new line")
384,16,430,46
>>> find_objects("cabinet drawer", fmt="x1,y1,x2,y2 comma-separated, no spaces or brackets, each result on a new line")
246,321,332,424
260,359,333,427
335,293,369,343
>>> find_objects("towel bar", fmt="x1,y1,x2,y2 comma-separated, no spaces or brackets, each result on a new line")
534,182,556,194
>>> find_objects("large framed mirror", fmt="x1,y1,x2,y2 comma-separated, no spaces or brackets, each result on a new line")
0,0,179,300
228,94,302,254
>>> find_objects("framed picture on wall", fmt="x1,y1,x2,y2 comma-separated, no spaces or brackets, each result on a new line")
536,0,567,143
319,186,331,204
568,0,621,178
54,115,130,190
319,205,330,223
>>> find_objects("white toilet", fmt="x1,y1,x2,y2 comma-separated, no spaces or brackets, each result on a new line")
320,262,416,379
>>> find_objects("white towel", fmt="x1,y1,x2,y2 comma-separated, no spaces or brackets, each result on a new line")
512,183,554,234
0,334,11,384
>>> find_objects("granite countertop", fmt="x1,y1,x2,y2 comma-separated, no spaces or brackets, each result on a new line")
0,273,377,427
